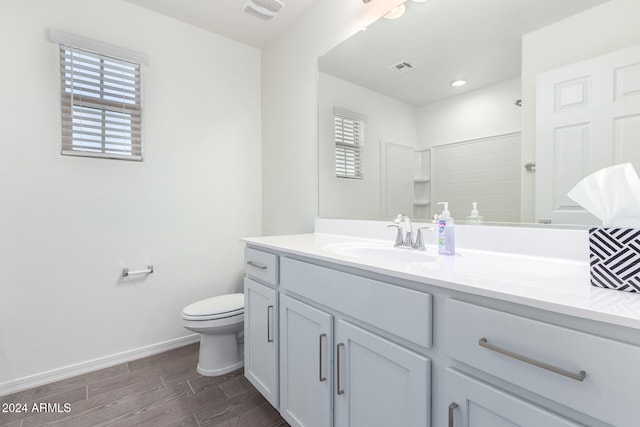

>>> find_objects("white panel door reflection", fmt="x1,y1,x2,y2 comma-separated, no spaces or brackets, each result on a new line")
536,44,640,225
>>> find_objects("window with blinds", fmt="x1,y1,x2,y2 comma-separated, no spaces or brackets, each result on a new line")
334,111,364,179
59,45,142,161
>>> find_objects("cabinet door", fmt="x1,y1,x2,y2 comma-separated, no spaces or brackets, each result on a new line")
280,295,333,427
334,320,430,427
446,369,581,427
244,278,278,407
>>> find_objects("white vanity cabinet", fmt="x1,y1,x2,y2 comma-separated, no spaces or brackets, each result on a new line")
276,255,432,427
244,248,279,408
279,293,430,427
243,239,640,427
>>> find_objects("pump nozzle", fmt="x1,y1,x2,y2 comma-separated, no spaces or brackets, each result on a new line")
437,202,451,220
471,202,479,217
467,201,484,223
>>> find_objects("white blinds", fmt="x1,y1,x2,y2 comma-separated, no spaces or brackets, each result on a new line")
334,112,364,179
59,45,142,161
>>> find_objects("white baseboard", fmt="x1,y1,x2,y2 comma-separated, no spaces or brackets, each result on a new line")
0,334,200,397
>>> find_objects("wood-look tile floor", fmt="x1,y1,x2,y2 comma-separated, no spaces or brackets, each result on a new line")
0,343,289,427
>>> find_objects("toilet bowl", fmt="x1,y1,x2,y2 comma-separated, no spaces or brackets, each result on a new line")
181,293,244,376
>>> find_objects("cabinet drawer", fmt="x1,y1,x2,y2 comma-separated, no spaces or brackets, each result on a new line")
447,368,581,427
280,257,432,349
445,299,640,426
245,247,278,285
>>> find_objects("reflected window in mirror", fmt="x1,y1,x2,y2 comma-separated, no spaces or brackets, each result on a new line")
334,108,366,180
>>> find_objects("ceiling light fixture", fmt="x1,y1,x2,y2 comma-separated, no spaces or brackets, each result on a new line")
451,80,467,87
242,0,284,20
383,3,406,19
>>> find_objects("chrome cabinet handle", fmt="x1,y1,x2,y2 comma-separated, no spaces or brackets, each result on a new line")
479,337,586,382
319,333,327,382
448,402,458,427
336,343,345,395
267,305,274,343
247,261,267,270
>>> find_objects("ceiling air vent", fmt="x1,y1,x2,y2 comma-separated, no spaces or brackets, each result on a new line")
390,61,414,74
242,0,285,20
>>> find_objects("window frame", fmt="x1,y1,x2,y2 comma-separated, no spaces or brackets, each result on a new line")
334,108,366,180
50,30,148,161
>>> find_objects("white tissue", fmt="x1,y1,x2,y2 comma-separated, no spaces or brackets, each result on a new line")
567,163,640,227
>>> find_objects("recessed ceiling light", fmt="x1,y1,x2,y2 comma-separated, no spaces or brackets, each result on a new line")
451,80,467,87
411,0,429,2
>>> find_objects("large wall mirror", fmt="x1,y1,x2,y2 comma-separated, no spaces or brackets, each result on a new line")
318,0,640,226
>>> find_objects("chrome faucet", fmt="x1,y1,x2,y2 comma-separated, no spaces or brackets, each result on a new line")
388,214,433,250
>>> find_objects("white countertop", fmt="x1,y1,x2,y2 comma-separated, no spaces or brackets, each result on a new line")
242,232,640,331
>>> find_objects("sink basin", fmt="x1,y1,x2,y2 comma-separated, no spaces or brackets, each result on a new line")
323,242,436,263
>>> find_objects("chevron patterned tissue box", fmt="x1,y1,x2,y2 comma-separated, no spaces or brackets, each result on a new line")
589,228,640,293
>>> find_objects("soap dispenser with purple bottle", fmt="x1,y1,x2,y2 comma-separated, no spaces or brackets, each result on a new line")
437,202,455,255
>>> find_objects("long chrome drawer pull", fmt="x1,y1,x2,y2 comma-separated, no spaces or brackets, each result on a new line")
267,305,274,343
479,337,586,382
319,333,327,382
247,261,267,270
448,402,458,427
336,343,345,395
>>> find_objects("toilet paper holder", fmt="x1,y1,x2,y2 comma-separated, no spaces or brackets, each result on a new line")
122,265,154,278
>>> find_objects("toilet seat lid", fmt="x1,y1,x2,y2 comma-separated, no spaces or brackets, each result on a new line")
182,293,244,317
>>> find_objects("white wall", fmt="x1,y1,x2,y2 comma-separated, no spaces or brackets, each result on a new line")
318,73,418,219
0,0,261,391
416,77,521,148
261,0,400,235
521,0,640,222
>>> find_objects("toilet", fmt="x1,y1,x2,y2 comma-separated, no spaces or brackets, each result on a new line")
181,293,244,376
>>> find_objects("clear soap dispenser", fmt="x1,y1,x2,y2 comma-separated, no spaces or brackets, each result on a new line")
437,202,455,255
466,202,484,223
